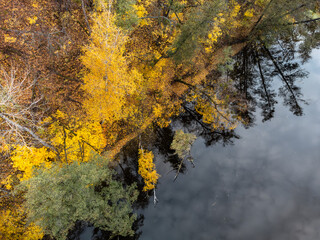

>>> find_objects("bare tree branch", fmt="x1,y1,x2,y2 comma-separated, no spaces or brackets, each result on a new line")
0,113,57,152
81,0,92,35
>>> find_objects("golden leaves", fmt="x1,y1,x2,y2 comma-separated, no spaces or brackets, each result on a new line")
81,2,142,124
187,89,240,131
133,4,148,18
244,9,254,18
203,1,242,53
0,206,43,240
138,149,159,191
4,34,16,43
2,109,106,187
10,145,54,181
46,110,107,163
27,16,38,25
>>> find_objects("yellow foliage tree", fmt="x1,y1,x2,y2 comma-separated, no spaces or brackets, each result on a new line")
81,0,142,124
10,146,54,182
138,149,159,191
203,0,243,53
45,110,107,163
2,110,107,186
0,206,43,240
80,0,182,153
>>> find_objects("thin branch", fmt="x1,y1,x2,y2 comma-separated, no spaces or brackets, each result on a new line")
153,188,159,207
261,43,301,108
248,0,275,36
285,17,320,25
174,79,232,122
0,187,10,193
174,12,182,24
48,67,83,83
76,20,91,36
82,139,100,152
81,0,92,35
256,53,272,108
183,105,211,131
278,4,307,20
62,127,68,162
0,113,58,154
173,158,184,181
139,16,174,26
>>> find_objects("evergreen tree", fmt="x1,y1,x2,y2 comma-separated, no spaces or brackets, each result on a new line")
18,155,138,240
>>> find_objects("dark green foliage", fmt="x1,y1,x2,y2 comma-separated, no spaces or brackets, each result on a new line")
18,155,138,240
170,0,186,13
115,0,139,29
251,0,320,51
169,1,225,63
217,46,235,74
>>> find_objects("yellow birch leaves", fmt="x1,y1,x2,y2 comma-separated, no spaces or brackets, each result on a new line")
45,111,106,163
0,207,43,240
81,0,142,124
204,1,242,53
10,146,54,182
138,149,159,191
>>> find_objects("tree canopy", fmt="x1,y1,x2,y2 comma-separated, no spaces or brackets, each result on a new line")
0,0,319,238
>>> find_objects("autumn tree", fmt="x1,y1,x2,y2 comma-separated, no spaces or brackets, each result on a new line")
81,0,141,126
138,148,159,191
0,204,43,240
18,155,138,240
0,0,318,238
170,129,196,180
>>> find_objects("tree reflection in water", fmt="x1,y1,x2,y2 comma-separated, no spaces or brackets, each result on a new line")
74,20,319,240
230,41,308,123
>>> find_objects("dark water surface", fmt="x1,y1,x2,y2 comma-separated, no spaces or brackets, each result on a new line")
138,50,320,240
78,49,320,240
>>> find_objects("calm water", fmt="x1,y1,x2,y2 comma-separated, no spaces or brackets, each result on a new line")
78,49,320,240
138,49,320,240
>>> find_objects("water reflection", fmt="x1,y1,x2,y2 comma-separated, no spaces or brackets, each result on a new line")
139,49,320,240
76,38,320,240
234,41,308,121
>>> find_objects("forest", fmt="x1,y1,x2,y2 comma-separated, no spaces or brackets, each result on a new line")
0,0,319,239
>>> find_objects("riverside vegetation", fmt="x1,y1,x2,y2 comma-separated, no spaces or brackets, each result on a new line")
0,0,319,239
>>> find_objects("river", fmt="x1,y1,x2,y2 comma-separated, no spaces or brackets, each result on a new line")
78,47,320,240
138,49,320,240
